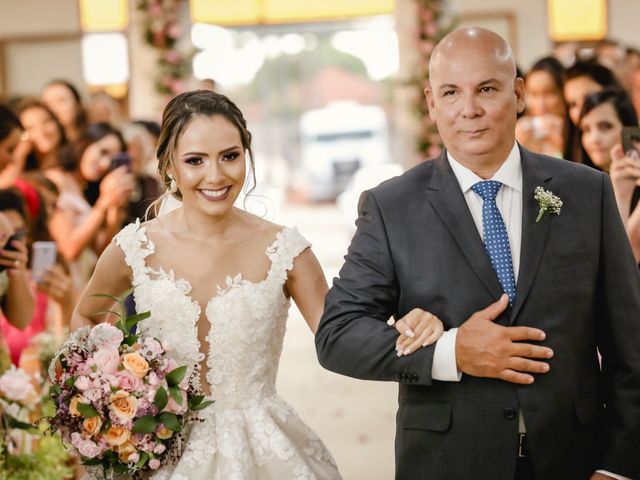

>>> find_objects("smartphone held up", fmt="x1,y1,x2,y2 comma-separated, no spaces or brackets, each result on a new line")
622,126,640,156
31,241,57,282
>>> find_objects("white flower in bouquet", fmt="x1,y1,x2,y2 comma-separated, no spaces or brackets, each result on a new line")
89,323,124,350
0,367,37,406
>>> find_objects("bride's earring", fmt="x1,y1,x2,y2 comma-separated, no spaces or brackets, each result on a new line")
168,173,177,192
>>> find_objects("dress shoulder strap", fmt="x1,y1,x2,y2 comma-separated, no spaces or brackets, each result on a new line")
113,219,155,286
266,226,311,285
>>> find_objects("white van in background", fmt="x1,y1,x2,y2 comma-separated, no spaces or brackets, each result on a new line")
298,102,391,201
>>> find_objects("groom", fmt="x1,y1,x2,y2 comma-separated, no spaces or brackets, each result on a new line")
316,27,640,480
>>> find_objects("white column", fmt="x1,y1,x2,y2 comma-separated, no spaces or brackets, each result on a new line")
394,0,423,168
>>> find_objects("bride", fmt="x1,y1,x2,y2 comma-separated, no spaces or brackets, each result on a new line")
72,90,341,479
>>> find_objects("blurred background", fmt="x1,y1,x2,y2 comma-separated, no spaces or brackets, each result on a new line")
1,1,640,478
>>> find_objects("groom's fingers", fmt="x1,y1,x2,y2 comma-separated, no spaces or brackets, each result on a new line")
498,369,535,385
506,326,547,342
509,342,554,360
506,357,550,374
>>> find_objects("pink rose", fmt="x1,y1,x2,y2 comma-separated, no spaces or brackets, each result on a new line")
71,432,103,459
89,323,124,350
115,370,143,392
0,367,36,404
149,458,161,470
93,347,121,374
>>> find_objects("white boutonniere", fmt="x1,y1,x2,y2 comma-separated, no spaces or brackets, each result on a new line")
534,186,562,223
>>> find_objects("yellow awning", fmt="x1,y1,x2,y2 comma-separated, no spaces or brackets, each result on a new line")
190,0,394,26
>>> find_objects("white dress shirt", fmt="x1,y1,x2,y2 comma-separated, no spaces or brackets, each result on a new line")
431,142,522,381
428,143,629,480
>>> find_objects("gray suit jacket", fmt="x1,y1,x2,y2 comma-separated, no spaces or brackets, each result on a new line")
316,146,640,479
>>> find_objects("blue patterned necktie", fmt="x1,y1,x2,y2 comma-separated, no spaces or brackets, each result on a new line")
471,180,516,305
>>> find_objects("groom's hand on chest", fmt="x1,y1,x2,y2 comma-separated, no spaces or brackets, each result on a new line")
455,294,554,385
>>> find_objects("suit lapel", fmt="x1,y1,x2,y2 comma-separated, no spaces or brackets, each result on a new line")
426,151,503,300
509,147,553,323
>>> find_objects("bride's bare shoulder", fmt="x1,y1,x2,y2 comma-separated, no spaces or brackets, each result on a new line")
236,210,284,239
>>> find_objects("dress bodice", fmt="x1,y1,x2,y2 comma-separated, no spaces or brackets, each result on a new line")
112,221,340,480
114,220,311,406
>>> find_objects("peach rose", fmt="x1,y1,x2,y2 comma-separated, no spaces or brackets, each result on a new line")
82,416,103,437
105,425,131,447
156,426,173,440
122,352,150,378
69,394,87,417
117,441,139,463
109,390,138,422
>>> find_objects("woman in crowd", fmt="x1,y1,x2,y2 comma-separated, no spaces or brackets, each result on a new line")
0,183,74,365
0,104,33,188
564,62,621,128
45,122,133,291
122,121,162,223
0,107,35,358
0,105,23,171
516,57,568,158
0,190,34,365
15,99,68,174
579,87,640,261
41,79,87,143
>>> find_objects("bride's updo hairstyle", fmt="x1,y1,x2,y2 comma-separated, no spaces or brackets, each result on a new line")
150,90,255,215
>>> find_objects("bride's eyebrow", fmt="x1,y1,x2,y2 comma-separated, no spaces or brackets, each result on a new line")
181,151,209,157
219,145,241,154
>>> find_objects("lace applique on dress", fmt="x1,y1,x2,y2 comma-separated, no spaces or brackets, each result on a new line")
113,223,341,480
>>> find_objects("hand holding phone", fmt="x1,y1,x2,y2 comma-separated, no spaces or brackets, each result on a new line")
109,152,131,173
0,229,27,273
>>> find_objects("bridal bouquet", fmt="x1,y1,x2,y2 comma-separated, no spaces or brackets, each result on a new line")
48,292,213,479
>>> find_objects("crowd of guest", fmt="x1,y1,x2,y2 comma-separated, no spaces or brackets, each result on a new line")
1,38,640,373
0,81,162,373
516,39,640,262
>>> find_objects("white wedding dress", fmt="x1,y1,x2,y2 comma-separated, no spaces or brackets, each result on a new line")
114,221,341,480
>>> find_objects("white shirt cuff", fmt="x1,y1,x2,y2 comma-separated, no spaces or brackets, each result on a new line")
596,470,632,480
431,328,462,381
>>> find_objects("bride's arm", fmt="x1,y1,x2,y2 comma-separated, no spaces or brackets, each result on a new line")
285,248,328,335
71,241,132,330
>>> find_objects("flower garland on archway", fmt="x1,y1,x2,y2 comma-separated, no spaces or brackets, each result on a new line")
413,0,456,160
136,0,193,97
